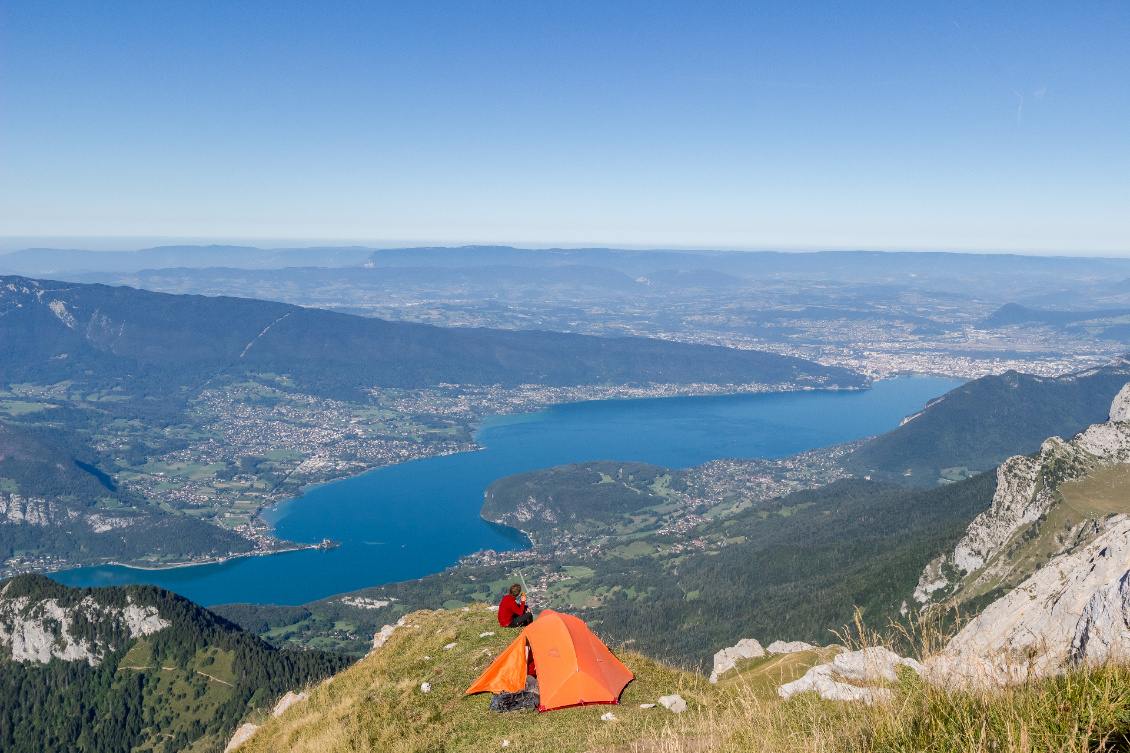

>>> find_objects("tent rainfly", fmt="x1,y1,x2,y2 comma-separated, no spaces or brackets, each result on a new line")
465,610,634,711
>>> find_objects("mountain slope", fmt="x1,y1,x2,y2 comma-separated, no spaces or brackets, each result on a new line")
1,275,863,400
0,420,260,569
585,473,996,665
915,382,1130,612
0,574,350,753
845,358,1130,484
892,381,1130,686
234,603,720,753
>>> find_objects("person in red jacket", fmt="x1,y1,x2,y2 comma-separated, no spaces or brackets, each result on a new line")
497,583,533,627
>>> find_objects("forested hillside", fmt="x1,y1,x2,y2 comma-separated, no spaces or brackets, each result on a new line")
587,473,996,664
846,358,1130,484
0,574,351,752
482,461,684,533
0,421,258,568
1,275,863,402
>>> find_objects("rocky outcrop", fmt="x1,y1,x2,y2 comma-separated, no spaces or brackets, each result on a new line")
0,586,168,665
914,382,1130,605
767,640,815,655
1109,383,1130,423
224,723,259,752
935,517,1130,683
506,496,558,526
1070,569,1130,663
272,690,308,717
0,492,136,533
777,647,923,704
370,617,406,654
709,638,764,683
952,455,1046,574
0,493,63,526
916,384,1130,686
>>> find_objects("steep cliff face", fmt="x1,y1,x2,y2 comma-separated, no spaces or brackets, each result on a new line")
0,581,168,665
914,383,1130,607
919,383,1130,682
940,518,1130,677
0,491,136,532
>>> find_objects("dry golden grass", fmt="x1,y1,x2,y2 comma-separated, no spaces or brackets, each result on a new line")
1058,464,1130,517
236,605,1130,753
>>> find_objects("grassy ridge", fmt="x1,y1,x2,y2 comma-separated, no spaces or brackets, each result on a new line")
236,605,1130,752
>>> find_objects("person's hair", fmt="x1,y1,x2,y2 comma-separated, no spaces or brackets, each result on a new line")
509,583,522,597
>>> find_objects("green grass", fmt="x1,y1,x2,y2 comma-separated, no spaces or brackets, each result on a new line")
0,400,54,415
234,606,1130,752
119,639,156,669
609,541,654,559
1059,464,1130,517
239,605,721,753
115,644,241,751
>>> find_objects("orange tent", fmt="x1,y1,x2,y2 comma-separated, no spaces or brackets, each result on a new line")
466,610,634,711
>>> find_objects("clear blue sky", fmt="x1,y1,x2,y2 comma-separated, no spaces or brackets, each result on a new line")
2,1,1127,252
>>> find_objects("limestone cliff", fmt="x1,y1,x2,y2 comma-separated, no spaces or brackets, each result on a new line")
0,579,168,665
0,491,137,532
917,383,1130,682
914,382,1130,606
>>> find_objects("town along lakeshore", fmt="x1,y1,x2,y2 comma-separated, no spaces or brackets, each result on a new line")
52,377,960,605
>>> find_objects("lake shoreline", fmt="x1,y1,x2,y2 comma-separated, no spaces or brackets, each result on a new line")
47,377,958,607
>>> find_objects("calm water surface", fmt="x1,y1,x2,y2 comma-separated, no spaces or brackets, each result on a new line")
52,377,960,605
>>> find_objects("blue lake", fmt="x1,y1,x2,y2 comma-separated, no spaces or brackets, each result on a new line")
51,377,960,606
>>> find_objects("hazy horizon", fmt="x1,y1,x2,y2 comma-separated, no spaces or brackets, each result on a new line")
2,236,1128,259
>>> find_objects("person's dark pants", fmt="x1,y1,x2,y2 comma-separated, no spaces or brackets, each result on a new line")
507,612,533,628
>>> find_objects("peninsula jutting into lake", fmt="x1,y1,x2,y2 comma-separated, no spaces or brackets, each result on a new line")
52,377,959,606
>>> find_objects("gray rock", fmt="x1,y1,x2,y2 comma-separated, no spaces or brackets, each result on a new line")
709,637,765,682
0,586,169,666
766,640,815,654
272,690,308,717
777,647,922,704
915,386,1130,606
936,518,1130,684
224,723,259,752
1110,383,1130,423
658,694,687,713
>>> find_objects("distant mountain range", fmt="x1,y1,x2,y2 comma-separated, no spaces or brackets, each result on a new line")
0,245,375,275
1,275,864,401
7,244,1130,287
